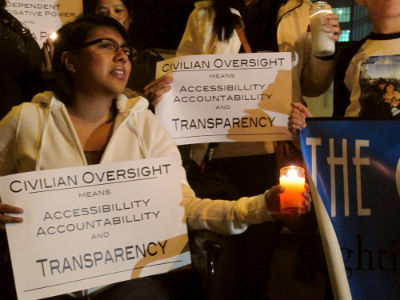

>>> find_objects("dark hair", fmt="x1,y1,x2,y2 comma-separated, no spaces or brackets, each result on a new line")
82,0,134,15
243,0,281,52
81,0,143,49
0,0,5,8
51,14,130,104
212,0,246,41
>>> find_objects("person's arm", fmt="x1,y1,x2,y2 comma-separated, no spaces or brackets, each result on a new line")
182,183,310,235
300,14,341,97
0,106,24,226
176,9,204,56
142,111,311,235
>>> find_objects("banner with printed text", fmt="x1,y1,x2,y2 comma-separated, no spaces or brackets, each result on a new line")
0,157,189,300
155,52,293,145
6,0,82,45
300,119,400,300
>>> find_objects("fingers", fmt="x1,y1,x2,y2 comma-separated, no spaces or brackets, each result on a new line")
265,185,285,213
41,38,54,73
0,203,24,224
291,102,312,117
288,102,312,133
300,183,312,212
143,75,173,107
323,14,341,42
151,85,172,107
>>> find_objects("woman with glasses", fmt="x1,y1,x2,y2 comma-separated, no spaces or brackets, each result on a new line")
82,0,164,95
0,15,310,300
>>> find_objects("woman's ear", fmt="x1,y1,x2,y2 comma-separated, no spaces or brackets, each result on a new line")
61,51,77,73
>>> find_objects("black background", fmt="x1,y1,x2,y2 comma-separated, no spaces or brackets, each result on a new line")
131,0,197,50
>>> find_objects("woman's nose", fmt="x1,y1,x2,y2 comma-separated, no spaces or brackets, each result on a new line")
114,48,129,62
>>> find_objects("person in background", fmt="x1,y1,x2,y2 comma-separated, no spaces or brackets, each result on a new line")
144,0,341,299
0,2,53,297
82,0,164,95
0,14,311,300
0,0,49,119
289,0,400,132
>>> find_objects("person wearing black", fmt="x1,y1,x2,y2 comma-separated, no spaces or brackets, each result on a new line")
0,2,49,298
0,0,47,119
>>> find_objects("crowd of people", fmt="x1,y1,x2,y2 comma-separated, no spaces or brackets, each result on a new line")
1,0,399,299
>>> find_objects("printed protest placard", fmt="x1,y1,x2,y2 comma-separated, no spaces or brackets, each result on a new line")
155,52,293,145
6,0,82,44
0,157,189,300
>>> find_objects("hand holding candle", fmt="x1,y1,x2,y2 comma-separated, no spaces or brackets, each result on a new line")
279,166,306,215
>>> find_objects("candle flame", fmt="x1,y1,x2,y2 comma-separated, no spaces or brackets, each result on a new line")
287,167,299,178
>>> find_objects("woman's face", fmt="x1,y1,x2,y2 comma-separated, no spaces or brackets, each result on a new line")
95,0,132,31
70,26,131,97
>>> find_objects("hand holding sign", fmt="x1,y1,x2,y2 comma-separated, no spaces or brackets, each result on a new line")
0,203,24,225
288,102,313,133
143,74,173,107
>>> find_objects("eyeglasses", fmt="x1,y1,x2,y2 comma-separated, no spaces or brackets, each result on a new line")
80,38,137,61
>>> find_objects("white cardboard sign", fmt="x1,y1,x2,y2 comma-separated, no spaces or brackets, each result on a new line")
0,157,189,300
155,52,293,145
6,0,82,45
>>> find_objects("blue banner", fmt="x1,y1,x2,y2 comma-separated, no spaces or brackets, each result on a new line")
300,119,400,300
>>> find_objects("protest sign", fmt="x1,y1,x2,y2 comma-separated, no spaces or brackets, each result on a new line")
6,0,82,44
155,52,293,145
1,157,189,300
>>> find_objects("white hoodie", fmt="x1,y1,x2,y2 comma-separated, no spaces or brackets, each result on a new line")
0,91,276,235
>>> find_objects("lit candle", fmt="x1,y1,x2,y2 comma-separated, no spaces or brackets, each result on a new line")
279,166,306,214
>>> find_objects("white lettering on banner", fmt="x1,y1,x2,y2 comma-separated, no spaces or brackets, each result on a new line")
327,138,349,217
397,159,400,197
306,138,322,186
353,140,371,216
306,137,371,217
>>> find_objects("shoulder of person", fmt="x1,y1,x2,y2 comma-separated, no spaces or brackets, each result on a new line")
194,1,213,10
281,0,312,12
31,91,56,106
116,93,150,114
